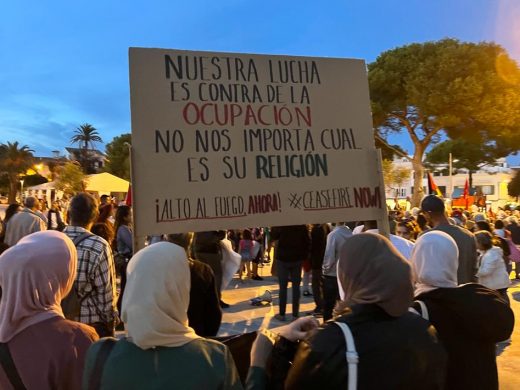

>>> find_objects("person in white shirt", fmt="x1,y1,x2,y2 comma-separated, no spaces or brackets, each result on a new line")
361,220,415,261
321,222,352,320
4,197,46,246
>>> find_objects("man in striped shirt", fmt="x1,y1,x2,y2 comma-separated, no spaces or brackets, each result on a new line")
64,193,118,337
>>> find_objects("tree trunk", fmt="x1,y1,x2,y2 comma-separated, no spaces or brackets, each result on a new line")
8,175,17,204
468,170,473,193
411,146,425,207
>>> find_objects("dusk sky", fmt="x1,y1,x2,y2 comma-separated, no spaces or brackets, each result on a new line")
1,0,520,161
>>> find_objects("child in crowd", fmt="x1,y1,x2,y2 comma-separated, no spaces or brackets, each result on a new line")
475,230,511,304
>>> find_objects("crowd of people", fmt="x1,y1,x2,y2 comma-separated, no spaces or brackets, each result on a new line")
0,192,516,389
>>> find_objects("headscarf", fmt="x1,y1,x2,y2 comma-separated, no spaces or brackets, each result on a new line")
122,242,200,349
0,231,77,342
336,233,413,317
411,231,459,296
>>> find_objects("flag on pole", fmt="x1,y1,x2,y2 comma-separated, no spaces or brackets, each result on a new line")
427,172,443,197
124,185,132,206
463,178,469,210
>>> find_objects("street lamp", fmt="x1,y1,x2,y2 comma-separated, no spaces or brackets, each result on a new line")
20,179,24,202
449,153,459,200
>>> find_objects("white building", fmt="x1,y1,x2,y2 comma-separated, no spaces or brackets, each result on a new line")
385,157,516,209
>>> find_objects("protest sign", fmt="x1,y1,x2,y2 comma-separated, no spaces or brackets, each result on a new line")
129,48,386,238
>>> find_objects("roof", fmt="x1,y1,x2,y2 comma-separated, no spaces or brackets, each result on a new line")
65,147,106,158
27,172,129,194
84,172,129,193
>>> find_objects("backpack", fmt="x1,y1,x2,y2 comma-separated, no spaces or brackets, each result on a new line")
61,232,93,320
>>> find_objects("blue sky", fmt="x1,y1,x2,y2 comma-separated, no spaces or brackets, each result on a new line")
1,0,519,162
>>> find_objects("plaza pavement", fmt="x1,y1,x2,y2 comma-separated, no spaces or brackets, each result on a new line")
220,262,520,389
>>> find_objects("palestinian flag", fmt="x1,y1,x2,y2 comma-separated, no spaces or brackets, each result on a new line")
427,172,442,197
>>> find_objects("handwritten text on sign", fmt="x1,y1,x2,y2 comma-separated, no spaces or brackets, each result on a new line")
129,49,384,235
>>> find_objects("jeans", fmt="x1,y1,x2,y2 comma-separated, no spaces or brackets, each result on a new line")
322,275,340,321
277,261,302,316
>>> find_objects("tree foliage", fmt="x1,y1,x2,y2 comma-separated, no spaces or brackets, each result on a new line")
70,123,103,173
382,159,412,196
508,170,520,200
104,133,131,180
55,162,85,196
0,141,34,203
369,38,520,206
425,139,502,189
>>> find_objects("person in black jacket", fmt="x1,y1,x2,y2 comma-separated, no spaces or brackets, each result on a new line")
167,233,222,337
247,233,447,389
411,230,514,390
270,225,310,321
309,224,330,315
192,230,228,307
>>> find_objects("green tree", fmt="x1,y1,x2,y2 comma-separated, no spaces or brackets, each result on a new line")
55,162,86,196
0,141,34,203
70,123,103,173
104,133,131,180
508,170,520,201
382,159,412,197
369,38,520,206
425,139,501,190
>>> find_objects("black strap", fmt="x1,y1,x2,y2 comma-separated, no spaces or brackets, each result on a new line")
73,232,94,247
0,343,27,390
88,338,117,390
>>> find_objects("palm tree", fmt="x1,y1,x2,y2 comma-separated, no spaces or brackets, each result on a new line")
0,142,34,203
70,123,102,173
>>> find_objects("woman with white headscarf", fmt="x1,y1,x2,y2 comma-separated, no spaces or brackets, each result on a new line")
0,231,98,389
411,231,514,390
82,241,242,389
248,233,447,389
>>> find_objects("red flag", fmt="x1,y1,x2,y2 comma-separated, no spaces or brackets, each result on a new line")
427,173,443,197
463,178,469,210
124,185,132,206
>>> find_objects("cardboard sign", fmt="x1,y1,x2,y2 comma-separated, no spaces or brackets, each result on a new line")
129,48,385,236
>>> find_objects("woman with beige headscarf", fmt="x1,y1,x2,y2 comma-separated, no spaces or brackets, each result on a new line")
247,233,447,389
82,241,242,389
0,230,98,389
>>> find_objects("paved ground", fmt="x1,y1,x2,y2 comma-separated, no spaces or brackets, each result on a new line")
220,262,520,389
497,279,520,389
219,262,317,336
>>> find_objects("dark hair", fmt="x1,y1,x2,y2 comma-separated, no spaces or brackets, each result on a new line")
97,203,113,224
495,220,505,229
475,221,492,232
166,233,194,252
475,231,493,250
242,229,252,240
114,206,131,228
416,214,429,231
4,203,21,223
68,193,99,227
113,206,131,246
420,195,445,214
